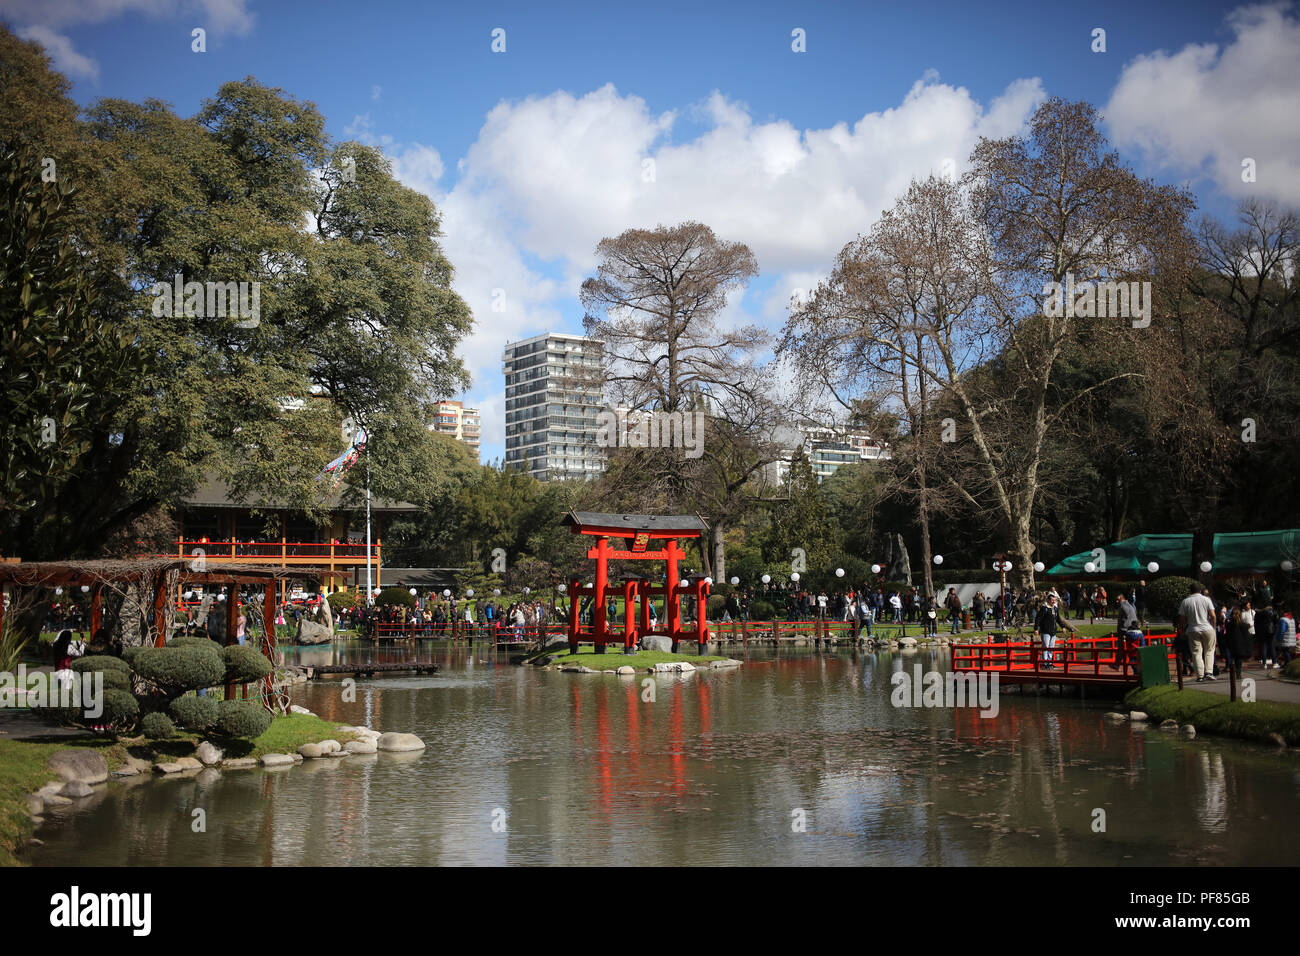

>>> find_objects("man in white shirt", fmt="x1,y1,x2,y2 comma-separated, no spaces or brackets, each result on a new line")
1177,584,1219,681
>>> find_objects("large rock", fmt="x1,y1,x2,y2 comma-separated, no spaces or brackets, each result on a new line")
1179,724,1197,739
616,666,636,675
289,704,313,715
318,739,342,754
1128,711,1148,722
59,781,94,798
711,659,742,669
641,635,673,653
298,743,325,759
1159,719,1179,732
259,753,295,768
196,741,224,766
376,732,426,753
24,795,44,816
898,637,919,648
343,737,377,754
221,757,259,770
153,757,202,775
654,661,695,673
47,750,109,785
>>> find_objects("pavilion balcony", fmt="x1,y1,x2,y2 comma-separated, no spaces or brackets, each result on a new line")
166,538,381,569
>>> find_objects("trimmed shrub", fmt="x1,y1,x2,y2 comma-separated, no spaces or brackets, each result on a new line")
375,586,417,609
96,669,131,691
223,645,272,683
166,636,222,652
131,644,226,694
326,590,361,612
140,711,175,739
1144,576,1201,620
121,645,143,666
706,594,726,618
749,600,775,621
71,655,129,675
169,694,219,732
216,699,272,739
99,689,139,730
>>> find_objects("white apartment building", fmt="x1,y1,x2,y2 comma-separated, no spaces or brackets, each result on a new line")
430,400,481,460
502,332,606,481
762,425,891,486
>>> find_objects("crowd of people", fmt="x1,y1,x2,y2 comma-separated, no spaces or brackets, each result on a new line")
1175,581,1295,682
355,593,554,642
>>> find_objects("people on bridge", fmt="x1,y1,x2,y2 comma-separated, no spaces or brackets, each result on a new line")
1033,593,1074,669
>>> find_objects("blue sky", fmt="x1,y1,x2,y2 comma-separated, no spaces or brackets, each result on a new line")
4,0,1297,463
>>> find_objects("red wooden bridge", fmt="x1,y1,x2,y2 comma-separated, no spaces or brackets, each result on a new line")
952,632,1177,687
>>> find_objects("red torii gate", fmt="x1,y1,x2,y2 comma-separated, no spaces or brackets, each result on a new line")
562,511,710,655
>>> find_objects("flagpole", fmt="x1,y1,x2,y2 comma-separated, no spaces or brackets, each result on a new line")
365,439,373,606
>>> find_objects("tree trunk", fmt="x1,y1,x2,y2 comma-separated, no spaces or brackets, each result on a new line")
711,523,726,583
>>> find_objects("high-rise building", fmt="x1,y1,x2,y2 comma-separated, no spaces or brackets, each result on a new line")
761,425,891,486
502,332,605,481
430,400,481,459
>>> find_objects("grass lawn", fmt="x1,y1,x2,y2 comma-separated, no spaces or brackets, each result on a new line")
0,712,357,866
1124,684,1300,746
535,645,730,668
0,735,121,867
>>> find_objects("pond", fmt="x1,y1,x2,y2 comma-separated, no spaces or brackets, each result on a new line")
25,642,1300,866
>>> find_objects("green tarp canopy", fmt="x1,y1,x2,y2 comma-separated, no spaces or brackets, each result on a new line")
1048,530,1300,576
1048,534,1192,576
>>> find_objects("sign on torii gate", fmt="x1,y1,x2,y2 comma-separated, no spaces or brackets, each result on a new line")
562,511,710,655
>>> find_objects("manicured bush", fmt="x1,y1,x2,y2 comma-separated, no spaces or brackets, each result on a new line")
749,600,775,621
375,587,417,609
131,644,226,694
222,644,272,683
166,636,222,651
71,655,130,675
215,699,272,739
99,689,139,731
1144,576,1202,620
706,594,726,618
169,694,219,731
140,711,175,739
326,590,361,612
95,669,131,691
121,645,143,665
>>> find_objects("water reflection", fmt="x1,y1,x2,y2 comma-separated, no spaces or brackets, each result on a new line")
23,642,1300,866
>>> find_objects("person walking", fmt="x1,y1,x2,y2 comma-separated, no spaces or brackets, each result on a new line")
889,591,903,624
1275,607,1295,668
1033,593,1074,669
945,587,962,635
1116,593,1143,668
1253,600,1277,670
972,592,985,631
1225,604,1254,681
1177,584,1219,681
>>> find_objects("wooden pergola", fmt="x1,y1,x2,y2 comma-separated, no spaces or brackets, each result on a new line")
0,559,340,707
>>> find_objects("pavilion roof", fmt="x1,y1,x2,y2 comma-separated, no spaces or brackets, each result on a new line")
0,558,342,589
562,511,708,537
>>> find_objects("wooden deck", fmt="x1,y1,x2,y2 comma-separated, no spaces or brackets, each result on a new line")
306,662,439,679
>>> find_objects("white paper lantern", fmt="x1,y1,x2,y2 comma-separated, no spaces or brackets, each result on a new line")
933,555,943,565
1084,562,1096,573
871,564,882,575
466,589,474,598
835,568,845,578
409,587,417,596
790,572,800,582
680,579,689,588
183,590,194,600
730,576,739,586
443,589,451,597
80,584,90,593
761,574,771,584
704,577,713,586
217,593,226,601
1146,562,1159,574
1033,561,1045,573
54,587,63,595
1199,561,1213,573
495,588,503,596
1282,560,1294,572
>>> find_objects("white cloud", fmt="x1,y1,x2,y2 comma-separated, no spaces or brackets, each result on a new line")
16,24,99,80
3,0,253,83
371,84,382,101
1105,3,1300,204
